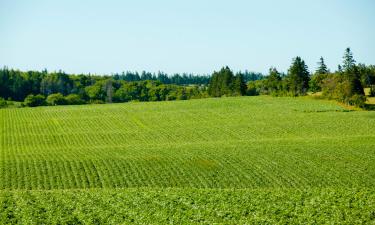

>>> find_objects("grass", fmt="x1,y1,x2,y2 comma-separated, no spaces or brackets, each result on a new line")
1,96,375,223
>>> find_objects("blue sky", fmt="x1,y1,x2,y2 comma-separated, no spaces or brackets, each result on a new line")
0,0,374,75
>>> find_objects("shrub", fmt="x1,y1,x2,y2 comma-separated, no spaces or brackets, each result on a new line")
65,94,85,105
348,94,366,108
0,97,7,108
246,81,259,96
46,93,67,106
24,94,46,107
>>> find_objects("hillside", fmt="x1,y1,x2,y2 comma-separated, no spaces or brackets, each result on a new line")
1,96,375,223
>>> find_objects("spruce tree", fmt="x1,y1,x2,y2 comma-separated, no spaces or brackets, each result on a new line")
233,73,247,96
316,57,328,75
286,57,310,96
266,68,281,94
343,48,356,71
342,48,364,96
208,66,235,97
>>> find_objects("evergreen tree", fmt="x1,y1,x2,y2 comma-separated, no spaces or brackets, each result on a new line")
208,66,236,97
233,73,247,96
265,68,281,95
342,48,364,96
309,57,329,93
337,65,343,73
342,47,356,71
316,57,328,75
219,66,235,96
286,57,310,96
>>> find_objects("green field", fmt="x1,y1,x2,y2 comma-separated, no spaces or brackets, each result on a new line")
1,96,375,224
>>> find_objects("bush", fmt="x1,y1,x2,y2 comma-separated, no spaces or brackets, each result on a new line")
46,93,67,106
348,94,367,108
24,94,46,107
309,73,328,93
90,100,105,104
65,94,85,105
246,81,259,96
0,97,7,108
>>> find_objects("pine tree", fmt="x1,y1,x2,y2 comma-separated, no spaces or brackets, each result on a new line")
316,57,328,75
286,57,310,96
233,73,247,96
208,66,235,97
266,68,281,94
342,48,364,96
343,48,356,71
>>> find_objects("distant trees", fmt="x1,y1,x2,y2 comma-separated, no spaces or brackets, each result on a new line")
245,48,372,107
285,57,310,96
1,47,373,108
208,66,246,97
321,48,366,107
113,71,210,85
264,68,282,95
310,57,329,93
245,57,310,97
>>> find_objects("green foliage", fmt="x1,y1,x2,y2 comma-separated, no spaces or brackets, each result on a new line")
285,57,310,96
309,57,329,93
348,94,367,108
85,81,107,101
309,73,327,93
233,73,247,96
370,85,375,97
316,56,329,75
0,67,212,107
318,48,366,107
23,94,46,107
246,81,260,96
64,94,85,105
263,68,282,95
342,47,355,71
0,98,7,108
112,80,203,102
357,64,375,87
46,93,67,106
0,188,374,224
208,66,247,97
40,71,73,96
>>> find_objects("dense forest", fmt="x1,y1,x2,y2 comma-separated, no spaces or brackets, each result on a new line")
0,48,374,108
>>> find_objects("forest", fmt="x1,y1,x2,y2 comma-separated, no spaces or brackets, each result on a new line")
0,48,374,108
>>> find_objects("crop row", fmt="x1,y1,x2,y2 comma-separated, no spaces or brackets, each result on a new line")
0,138,374,190
1,188,374,224
0,97,375,190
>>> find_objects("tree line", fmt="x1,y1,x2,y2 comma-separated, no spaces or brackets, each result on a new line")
0,48,374,108
245,48,375,107
0,70,211,107
0,67,262,107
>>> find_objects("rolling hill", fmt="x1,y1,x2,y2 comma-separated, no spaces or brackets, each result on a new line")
1,96,375,224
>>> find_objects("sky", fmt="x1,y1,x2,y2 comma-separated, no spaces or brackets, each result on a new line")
0,0,374,75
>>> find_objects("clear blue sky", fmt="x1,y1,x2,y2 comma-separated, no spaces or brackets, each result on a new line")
1,0,374,75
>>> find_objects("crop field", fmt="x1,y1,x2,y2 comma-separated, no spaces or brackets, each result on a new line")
1,96,375,224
